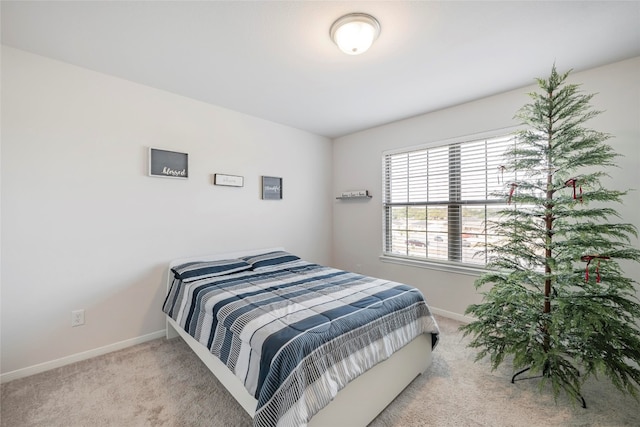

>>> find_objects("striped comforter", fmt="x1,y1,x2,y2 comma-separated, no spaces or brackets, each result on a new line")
163,251,439,427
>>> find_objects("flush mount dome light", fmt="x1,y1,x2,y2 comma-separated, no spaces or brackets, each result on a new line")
330,13,381,55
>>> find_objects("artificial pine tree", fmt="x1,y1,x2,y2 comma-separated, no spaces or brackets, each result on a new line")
460,65,640,406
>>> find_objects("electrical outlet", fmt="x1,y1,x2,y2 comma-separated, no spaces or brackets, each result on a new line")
71,309,85,327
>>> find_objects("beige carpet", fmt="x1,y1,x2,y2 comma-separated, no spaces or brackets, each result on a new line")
2,315,639,426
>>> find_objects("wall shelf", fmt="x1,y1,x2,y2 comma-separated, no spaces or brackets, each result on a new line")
336,190,372,200
336,195,372,200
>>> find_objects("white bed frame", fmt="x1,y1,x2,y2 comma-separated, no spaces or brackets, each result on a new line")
165,248,433,426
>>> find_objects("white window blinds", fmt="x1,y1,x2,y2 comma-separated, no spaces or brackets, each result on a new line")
383,134,515,266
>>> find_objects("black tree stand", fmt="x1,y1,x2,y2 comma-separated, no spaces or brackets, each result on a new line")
511,366,587,408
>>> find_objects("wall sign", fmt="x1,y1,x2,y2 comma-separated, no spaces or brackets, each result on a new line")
149,148,188,179
214,174,244,187
262,176,282,200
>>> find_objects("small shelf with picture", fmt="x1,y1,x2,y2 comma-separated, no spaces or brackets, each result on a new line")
336,190,372,200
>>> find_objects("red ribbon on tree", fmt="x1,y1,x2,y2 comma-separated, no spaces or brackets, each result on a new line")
580,255,610,282
507,182,518,204
565,178,583,203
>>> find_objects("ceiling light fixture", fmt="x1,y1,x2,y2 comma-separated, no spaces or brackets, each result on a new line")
330,13,381,55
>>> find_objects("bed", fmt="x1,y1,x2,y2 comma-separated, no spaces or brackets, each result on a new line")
163,248,439,427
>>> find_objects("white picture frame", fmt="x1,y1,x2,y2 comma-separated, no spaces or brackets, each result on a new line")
214,174,244,187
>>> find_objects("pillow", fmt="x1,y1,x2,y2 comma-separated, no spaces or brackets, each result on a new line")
242,251,301,271
172,259,251,282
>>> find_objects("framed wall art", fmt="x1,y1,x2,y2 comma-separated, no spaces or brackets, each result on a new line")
262,176,282,200
149,148,188,179
214,174,244,187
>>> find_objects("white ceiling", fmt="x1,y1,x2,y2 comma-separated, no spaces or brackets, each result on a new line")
2,1,639,138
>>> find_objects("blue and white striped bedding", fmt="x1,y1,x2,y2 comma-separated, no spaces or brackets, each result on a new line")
163,251,440,427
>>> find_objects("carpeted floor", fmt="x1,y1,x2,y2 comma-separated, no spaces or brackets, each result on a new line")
2,315,639,426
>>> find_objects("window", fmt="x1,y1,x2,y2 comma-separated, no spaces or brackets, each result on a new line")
382,132,516,267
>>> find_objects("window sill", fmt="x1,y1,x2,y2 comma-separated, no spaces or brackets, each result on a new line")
379,254,486,277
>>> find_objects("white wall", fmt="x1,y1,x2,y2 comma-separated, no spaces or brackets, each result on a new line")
332,57,640,321
3,47,638,381
1,47,333,377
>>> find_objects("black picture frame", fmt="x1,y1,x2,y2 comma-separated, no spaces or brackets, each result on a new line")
262,176,282,200
149,148,188,179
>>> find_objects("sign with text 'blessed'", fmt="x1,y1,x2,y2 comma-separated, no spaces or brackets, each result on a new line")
149,148,188,179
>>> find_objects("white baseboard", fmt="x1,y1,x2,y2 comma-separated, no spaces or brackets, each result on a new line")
430,306,475,324
0,329,166,384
